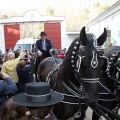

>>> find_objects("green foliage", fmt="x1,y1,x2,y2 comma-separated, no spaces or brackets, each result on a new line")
94,2,100,8
46,7,54,16
94,2,111,15
39,24,44,31
1,15,8,19
10,12,18,17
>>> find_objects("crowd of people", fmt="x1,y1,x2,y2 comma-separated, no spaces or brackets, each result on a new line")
0,31,65,120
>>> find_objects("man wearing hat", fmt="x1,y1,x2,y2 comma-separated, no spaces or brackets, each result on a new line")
36,32,55,63
12,82,64,120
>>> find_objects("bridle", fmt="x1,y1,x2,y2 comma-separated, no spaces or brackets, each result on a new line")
71,41,108,84
97,52,120,114
46,36,110,118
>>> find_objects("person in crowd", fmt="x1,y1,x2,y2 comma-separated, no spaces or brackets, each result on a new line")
5,49,13,60
58,48,62,54
0,54,3,65
1,51,23,83
63,48,67,54
36,31,55,64
1,99,29,120
0,54,5,72
109,43,113,48
12,82,64,120
0,73,18,114
16,54,33,93
14,49,21,58
0,49,2,55
6,48,12,53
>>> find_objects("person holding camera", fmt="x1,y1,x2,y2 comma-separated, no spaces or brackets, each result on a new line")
36,32,55,64
0,73,18,114
16,54,33,93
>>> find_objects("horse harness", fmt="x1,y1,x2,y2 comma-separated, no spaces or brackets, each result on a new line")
46,40,111,119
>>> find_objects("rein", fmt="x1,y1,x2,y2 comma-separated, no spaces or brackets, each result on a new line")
98,82,114,96
96,103,120,120
46,61,82,105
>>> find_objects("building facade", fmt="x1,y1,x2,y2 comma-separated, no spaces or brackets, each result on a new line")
87,0,120,46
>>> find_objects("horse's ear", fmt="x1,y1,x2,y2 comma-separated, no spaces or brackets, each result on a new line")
80,26,87,46
97,28,107,46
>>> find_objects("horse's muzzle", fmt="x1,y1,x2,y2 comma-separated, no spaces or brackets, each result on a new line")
81,78,99,105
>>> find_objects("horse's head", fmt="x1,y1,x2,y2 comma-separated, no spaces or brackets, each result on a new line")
71,27,107,105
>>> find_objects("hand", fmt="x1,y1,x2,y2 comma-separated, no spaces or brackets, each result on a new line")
28,54,32,58
49,49,53,53
1,73,10,80
26,50,30,55
38,51,43,56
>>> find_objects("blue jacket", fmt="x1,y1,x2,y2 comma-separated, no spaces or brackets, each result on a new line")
0,78,18,113
16,58,33,92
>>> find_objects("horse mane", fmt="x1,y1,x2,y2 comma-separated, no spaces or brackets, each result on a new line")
58,38,79,82
85,36,96,63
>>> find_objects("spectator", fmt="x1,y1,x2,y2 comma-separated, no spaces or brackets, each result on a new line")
16,54,33,93
0,73,18,114
36,31,55,64
109,43,113,48
1,51,23,83
1,99,28,120
63,48,67,54
0,49,2,54
0,55,2,65
12,82,64,120
6,48,12,53
14,49,21,58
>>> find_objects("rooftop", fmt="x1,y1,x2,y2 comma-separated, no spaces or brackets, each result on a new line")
0,10,65,24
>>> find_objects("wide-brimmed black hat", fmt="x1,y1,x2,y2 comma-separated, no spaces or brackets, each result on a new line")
12,82,64,107
40,31,47,36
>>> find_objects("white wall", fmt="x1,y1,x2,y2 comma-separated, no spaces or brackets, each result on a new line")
0,24,5,53
88,10,120,45
61,20,72,50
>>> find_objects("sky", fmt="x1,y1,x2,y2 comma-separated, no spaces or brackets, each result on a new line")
0,0,118,16
0,0,96,14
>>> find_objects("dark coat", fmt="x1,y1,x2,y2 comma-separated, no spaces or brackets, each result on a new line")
16,58,33,93
36,39,54,57
0,78,18,113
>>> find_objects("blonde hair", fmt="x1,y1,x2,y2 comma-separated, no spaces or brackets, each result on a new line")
18,60,26,69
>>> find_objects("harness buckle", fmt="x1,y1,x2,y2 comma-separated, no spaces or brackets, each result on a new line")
74,104,81,119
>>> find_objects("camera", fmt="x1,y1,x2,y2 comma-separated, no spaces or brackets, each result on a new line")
24,54,28,58
23,49,28,58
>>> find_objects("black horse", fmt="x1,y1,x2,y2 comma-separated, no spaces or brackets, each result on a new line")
92,46,120,120
38,26,107,120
